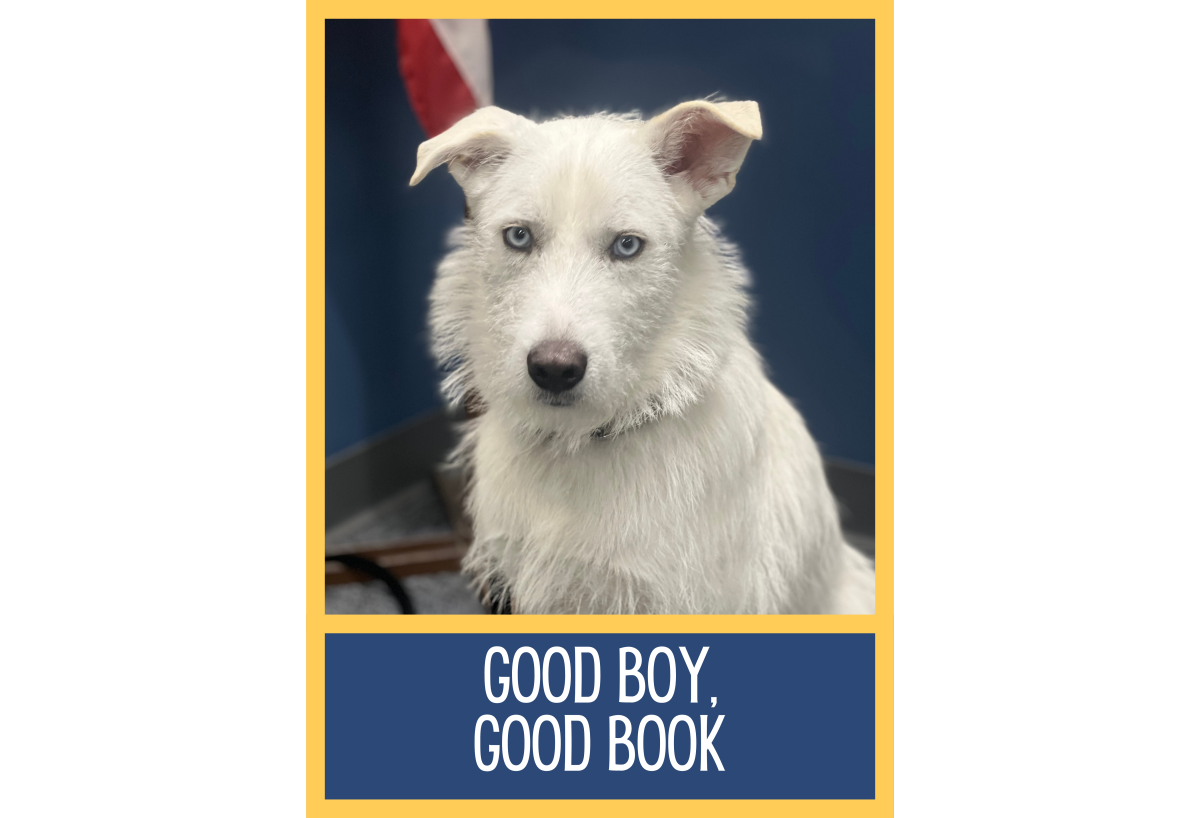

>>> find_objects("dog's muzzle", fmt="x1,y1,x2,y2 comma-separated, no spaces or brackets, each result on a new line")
527,340,587,395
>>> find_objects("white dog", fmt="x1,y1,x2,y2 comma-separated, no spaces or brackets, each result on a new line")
410,99,874,614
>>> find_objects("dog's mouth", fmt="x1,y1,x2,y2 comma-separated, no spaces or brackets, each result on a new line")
534,390,580,408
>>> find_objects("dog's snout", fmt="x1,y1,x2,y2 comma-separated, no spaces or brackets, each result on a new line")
527,340,588,394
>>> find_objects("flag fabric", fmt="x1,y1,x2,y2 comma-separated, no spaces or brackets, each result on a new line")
397,20,493,138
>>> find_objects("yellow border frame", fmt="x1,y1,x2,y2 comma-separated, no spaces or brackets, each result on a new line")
308,5,893,814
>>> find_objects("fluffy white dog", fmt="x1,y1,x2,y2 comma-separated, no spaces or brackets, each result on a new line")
410,99,874,614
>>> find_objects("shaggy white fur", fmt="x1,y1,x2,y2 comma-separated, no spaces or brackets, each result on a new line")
411,100,875,614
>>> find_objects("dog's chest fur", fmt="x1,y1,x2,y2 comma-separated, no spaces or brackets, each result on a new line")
461,342,849,615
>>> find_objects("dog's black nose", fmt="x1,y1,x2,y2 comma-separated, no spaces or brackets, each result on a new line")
527,340,587,393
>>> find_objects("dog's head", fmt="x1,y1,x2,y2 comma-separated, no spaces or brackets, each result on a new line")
412,100,761,444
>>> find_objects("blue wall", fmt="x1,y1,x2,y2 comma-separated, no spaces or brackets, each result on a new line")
326,20,875,464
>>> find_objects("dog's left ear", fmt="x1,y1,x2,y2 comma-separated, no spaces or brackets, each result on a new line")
409,106,533,192
643,100,762,213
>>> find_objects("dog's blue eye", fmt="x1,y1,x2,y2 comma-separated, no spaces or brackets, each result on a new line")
612,234,642,259
503,226,532,251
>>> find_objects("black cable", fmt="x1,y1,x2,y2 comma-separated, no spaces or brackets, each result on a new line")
326,554,415,614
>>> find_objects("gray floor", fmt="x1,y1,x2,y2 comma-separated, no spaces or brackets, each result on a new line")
325,479,487,615
326,478,874,615
325,479,451,554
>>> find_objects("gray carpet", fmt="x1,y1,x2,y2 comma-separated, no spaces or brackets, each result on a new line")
325,478,487,615
325,479,451,554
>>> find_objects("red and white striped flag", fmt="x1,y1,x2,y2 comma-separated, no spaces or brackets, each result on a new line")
397,20,493,138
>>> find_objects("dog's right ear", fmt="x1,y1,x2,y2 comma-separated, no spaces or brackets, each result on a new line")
643,99,762,213
409,106,532,192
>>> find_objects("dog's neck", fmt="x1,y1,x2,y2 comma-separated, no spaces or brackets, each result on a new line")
589,394,665,442
588,423,623,441
506,391,676,448
517,393,665,450
460,389,666,449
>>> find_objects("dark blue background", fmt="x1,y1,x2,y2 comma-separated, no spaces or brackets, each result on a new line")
326,633,874,799
325,20,875,463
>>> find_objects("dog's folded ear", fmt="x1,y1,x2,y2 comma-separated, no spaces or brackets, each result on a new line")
644,100,762,212
410,106,533,190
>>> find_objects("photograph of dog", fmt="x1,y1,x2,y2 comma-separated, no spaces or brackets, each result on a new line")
323,19,875,615
411,101,875,614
